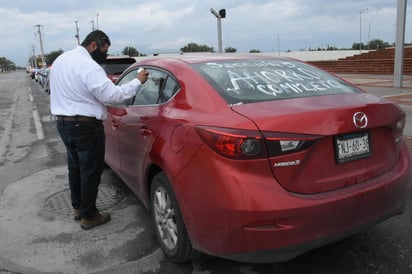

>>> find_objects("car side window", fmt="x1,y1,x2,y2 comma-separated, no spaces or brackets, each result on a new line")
116,69,139,105
117,67,180,106
160,77,180,103
133,69,164,105
132,69,180,106
117,69,137,85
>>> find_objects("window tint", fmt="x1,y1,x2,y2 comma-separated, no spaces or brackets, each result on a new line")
192,59,362,105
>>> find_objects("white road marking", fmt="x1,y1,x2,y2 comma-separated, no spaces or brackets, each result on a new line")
32,109,45,140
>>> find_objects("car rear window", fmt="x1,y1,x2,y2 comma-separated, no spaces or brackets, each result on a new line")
101,58,136,75
191,59,362,105
101,63,132,75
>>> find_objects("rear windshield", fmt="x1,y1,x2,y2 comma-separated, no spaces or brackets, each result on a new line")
101,58,136,75
191,59,362,105
101,63,132,75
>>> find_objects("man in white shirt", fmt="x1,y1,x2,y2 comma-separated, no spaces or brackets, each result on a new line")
50,30,148,230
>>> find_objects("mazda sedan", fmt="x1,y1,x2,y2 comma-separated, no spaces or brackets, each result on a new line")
104,54,411,263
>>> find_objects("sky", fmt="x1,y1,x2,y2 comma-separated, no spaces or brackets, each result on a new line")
0,0,410,66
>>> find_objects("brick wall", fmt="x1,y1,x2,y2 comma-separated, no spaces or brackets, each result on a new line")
308,47,412,75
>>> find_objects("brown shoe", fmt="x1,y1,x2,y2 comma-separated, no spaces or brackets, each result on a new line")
73,209,81,221
80,212,111,230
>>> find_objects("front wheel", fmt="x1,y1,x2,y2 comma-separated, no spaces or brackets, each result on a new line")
150,172,199,263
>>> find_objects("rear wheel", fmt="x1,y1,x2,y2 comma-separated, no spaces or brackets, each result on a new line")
150,172,199,263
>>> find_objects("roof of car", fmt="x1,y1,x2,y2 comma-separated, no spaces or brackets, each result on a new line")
102,56,136,64
132,53,291,65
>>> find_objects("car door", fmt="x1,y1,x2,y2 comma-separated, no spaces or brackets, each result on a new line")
104,69,138,173
113,67,179,198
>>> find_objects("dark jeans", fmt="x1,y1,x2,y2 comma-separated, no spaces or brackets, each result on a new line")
57,120,105,219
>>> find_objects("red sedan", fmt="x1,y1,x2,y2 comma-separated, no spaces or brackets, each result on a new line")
103,54,411,263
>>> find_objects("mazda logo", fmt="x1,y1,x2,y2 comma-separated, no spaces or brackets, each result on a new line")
353,112,368,128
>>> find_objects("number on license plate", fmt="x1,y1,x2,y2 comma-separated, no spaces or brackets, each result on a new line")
335,132,371,164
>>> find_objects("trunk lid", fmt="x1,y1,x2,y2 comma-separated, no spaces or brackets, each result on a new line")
231,93,405,193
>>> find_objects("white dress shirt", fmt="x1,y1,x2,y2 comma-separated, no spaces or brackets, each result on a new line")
50,46,141,120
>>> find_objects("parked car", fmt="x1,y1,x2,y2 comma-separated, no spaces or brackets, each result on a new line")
100,56,136,83
29,68,38,80
103,54,411,263
38,68,50,92
43,67,51,94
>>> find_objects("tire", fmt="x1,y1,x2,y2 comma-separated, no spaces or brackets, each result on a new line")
150,172,199,263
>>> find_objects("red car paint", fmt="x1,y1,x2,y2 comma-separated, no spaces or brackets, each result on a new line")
104,54,411,263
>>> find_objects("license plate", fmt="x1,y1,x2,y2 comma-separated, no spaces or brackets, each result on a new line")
335,132,372,164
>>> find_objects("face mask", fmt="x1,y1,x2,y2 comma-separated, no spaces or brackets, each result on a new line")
91,48,107,64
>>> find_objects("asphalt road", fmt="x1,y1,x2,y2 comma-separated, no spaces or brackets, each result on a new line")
0,71,412,274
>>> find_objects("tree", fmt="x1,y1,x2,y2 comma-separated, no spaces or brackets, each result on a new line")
122,46,140,56
352,39,393,50
46,50,64,66
351,42,367,50
368,39,391,50
225,47,237,53
0,57,16,72
249,49,261,53
180,43,214,52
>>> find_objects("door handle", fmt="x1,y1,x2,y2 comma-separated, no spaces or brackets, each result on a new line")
111,120,119,130
140,128,152,136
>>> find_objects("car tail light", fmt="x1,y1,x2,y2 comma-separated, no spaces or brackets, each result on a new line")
390,116,405,143
195,126,320,160
279,140,303,152
263,131,321,157
392,116,405,132
195,126,266,159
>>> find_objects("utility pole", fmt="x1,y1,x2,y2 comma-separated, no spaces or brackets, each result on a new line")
31,44,37,70
75,20,80,45
90,20,95,31
34,24,46,68
96,13,99,30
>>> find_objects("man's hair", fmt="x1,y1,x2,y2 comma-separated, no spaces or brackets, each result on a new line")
81,30,111,48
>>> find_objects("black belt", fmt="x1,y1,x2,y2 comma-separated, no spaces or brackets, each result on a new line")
56,115,98,122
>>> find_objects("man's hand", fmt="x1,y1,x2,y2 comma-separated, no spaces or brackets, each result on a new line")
137,68,149,84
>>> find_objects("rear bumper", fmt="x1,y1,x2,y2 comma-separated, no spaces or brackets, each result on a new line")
175,143,411,263
224,205,404,263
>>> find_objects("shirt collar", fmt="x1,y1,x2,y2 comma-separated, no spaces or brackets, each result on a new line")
76,45,93,60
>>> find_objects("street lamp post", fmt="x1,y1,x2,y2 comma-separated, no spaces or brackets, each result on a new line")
358,8,368,52
96,13,99,30
75,20,80,45
368,20,373,50
210,8,226,53
394,0,407,88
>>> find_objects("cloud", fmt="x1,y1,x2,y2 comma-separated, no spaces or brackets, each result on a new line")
0,0,410,66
